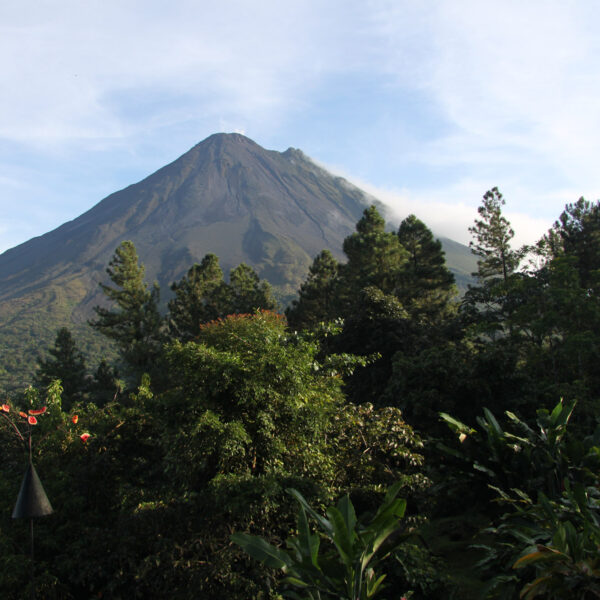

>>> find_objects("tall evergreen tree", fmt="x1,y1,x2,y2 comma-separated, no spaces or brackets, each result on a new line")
339,205,407,314
88,359,121,407
168,254,229,340
397,214,457,324
36,327,88,409
227,263,279,315
547,197,600,289
468,187,522,282
285,249,340,330
90,241,164,382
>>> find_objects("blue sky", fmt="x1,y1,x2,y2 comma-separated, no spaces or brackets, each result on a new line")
1,0,599,254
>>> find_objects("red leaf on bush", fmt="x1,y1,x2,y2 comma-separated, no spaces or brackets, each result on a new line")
28,416,38,425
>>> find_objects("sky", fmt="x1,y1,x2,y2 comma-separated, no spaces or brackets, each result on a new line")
1,0,599,254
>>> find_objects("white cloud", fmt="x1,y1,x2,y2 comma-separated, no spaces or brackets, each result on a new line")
1,0,599,255
336,171,556,248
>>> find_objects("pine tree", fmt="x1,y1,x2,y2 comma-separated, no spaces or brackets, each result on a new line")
397,214,457,324
227,263,279,315
90,241,164,381
548,198,600,289
285,250,340,330
469,187,522,282
36,327,88,410
168,254,229,340
88,359,121,407
339,205,407,314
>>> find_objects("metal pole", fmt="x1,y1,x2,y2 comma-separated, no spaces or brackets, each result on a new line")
30,517,35,600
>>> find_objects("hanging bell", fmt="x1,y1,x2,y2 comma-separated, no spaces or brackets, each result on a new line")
12,462,54,519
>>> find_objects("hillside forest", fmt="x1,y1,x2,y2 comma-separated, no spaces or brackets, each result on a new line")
1,188,600,599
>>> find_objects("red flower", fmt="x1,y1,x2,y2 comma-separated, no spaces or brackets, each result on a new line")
80,433,91,443
28,407,47,416
71,415,79,424
1,404,9,413
28,416,38,425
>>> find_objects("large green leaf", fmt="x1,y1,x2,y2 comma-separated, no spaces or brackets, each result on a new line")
337,494,357,536
231,532,292,570
326,506,354,566
287,488,333,536
293,504,321,567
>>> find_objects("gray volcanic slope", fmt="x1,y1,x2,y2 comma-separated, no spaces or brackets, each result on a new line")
0,133,476,390
0,133,371,303
0,133,379,388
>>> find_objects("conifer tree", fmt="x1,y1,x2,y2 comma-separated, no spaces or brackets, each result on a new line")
548,197,600,289
90,241,163,381
339,205,407,314
397,214,457,324
36,327,88,409
285,249,340,330
227,263,279,314
88,359,121,407
168,254,229,340
468,187,522,282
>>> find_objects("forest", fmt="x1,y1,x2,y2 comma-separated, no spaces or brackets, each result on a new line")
1,188,599,599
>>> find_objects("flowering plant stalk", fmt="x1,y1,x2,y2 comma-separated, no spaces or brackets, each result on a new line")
0,381,90,464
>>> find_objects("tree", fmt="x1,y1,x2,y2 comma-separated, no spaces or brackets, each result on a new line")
90,241,163,382
168,253,229,341
339,205,408,313
88,359,121,407
469,187,522,282
162,311,341,483
36,327,88,409
227,263,279,315
396,214,457,324
285,249,341,330
546,197,600,290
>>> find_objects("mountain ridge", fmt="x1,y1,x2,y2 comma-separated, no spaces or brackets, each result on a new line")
0,133,476,390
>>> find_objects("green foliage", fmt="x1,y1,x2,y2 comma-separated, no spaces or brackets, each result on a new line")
90,240,164,382
168,255,279,341
161,311,343,482
36,327,88,410
546,197,600,290
512,483,600,599
440,400,600,599
228,262,279,314
327,403,429,503
286,250,341,330
232,483,410,600
340,205,408,313
88,358,121,406
469,187,523,282
168,253,229,340
397,214,457,325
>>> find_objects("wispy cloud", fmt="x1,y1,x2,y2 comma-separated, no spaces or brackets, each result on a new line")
0,1,598,254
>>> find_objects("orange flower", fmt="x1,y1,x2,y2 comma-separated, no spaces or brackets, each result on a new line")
80,433,91,443
19,411,28,419
28,407,47,416
1,404,9,412
71,415,79,424
28,416,38,425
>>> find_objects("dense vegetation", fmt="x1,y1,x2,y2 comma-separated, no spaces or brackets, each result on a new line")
1,191,600,599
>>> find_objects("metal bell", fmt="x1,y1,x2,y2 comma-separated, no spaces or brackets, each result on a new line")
12,462,53,519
